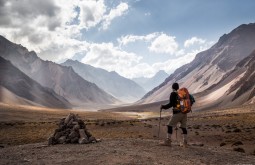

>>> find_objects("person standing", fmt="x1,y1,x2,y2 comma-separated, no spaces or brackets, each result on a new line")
160,82,188,147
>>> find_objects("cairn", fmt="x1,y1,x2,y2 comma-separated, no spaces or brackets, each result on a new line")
48,113,98,145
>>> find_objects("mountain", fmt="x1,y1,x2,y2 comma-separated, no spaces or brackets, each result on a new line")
193,49,255,109
61,59,146,102
132,70,169,92
0,36,119,108
0,56,71,108
226,50,255,104
140,23,255,107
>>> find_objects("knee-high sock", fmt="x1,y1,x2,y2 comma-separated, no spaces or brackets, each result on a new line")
167,125,172,139
181,127,187,134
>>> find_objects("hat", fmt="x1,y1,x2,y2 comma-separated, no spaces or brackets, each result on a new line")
172,83,179,90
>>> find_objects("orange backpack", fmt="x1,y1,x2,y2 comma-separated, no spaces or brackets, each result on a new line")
176,88,192,114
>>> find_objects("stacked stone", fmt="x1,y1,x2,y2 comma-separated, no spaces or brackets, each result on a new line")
48,113,97,145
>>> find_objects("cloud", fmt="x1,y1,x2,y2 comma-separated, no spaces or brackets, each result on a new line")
38,36,89,62
149,33,178,54
80,38,213,79
152,44,214,74
79,0,106,29
81,43,143,78
117,32,159,46
0,0,129,62
101,2,128,30
126,63,156,78
184,37,206,48
152,50,199,74
0,1,215,79
145,12,151,16
0,0,62,29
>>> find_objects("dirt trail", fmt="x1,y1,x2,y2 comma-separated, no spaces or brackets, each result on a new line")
1,138,255,165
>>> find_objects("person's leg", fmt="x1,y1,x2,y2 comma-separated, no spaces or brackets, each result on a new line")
167,125,173,139
164,114,180,145
180,114,188,147
160,114,178,146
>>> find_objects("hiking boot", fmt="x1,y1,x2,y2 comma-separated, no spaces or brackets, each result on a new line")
159,138,171,146
181,134,188,148
180,140,188,148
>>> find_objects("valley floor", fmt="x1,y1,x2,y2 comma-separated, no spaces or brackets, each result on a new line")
1,138,255,165
0,103,255,164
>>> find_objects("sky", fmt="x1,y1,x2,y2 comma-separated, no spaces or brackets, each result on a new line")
0,0,255,78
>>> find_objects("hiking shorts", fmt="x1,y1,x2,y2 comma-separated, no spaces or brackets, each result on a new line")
168,113,187,128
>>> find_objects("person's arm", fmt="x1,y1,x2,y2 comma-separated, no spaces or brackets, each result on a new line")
160,92,176,110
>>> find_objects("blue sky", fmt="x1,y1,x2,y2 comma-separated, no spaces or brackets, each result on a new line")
0,0,254,78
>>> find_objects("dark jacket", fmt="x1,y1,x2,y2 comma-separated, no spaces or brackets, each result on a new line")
161,91,180,113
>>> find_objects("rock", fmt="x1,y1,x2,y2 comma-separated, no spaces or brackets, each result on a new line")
72,121,78,125
233,147,245,153
69,131,79,139
59,125,66,131
85,130,92,138
67,118,74,127
220,142,226,147
54,128,62,134
54,132,63,139
192,142,204,147
89,136,96,143
71,137,79,144
58,136,66,144
73,114,78,121
59,118,65,126
64,113,73,124
64,128,71,135
48,136,55,145
193,125,200,129
79,129,89,140
232,141,243,146
233,128,242,133
79,138,89,144
73,124,80,131
78,119,86,129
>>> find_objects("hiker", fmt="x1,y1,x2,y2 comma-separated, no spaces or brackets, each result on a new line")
160,82,188,147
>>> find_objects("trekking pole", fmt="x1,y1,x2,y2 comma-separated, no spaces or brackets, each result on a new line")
158,109,162,138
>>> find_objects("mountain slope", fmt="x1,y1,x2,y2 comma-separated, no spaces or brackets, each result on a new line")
61,59,146,102
133,70,168,92
192,49,255,110
227,50,255,103
0,57,71,108
0,36,119,108
140,23,255,106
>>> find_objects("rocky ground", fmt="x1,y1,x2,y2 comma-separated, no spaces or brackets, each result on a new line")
0,103,255,164
1,138,255,165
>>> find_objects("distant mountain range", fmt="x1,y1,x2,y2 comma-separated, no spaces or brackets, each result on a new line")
0,56,71,108
139,23,255,109
0,36,119,109
61,60,146,102
132,70,168,92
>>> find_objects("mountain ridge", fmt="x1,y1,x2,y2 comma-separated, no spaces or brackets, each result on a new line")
61,59,146,103
0,36,119,108
139,23,255,107
132,70,168,92
0,56,71,108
